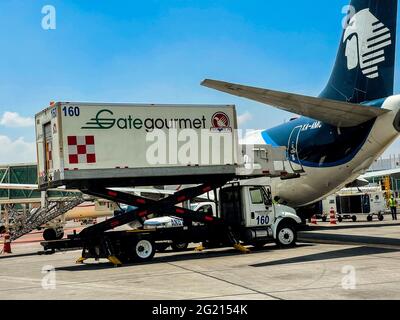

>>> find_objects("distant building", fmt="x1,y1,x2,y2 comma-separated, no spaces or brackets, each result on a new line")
368,154,400,172
366,155,400,197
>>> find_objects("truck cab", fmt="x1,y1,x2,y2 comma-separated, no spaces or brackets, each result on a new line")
219,183,301,248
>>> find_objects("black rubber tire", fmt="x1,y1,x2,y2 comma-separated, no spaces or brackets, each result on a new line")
171,242,189,252
367,215,373,222
378,214,384,222
337,216,343,223
322,216,327,222
132,239,156,262
43,228,57,241
275,222,297,248
352,216,357,222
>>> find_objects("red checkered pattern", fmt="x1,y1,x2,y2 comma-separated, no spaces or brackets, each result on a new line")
67,136,96,164
46,141,53,170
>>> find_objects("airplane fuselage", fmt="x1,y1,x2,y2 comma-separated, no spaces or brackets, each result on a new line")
248,95,400,208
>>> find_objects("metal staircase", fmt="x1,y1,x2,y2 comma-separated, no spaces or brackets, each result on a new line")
8,196,85,241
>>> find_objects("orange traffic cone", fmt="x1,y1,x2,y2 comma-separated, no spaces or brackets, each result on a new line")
3,233,12,254
330,208,337,225
311,215,318,225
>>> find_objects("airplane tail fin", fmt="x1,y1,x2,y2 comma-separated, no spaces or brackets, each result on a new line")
320,0,397,103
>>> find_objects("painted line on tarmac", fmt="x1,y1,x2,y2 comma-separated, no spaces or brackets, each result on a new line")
167,262,284,301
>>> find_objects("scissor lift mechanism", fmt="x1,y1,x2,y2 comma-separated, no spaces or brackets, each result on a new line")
41,179,246,265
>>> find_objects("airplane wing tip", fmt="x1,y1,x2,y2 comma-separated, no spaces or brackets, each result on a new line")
201,79,215,87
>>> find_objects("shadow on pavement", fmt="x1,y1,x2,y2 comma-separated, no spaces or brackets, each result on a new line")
0,251,42,260
251,246,398,268
55,244,314,271
299,232,400,247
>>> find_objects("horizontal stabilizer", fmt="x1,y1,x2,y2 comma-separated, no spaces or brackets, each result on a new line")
201,79,389,127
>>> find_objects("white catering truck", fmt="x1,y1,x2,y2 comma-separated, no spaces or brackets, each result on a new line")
36,102,301,266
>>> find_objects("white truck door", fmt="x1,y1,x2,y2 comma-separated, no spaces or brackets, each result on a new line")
245,186,273,228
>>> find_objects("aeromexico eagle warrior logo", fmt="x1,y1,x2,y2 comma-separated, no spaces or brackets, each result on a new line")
343,8,392,79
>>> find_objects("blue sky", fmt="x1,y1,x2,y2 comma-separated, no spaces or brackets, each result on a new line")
1,0,400,163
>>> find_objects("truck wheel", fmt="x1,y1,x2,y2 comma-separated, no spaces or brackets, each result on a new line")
133,239,155,262
171,242,189,252
352,216,357,222
337,216,343,223
367,215,373,222
378,214,384,222
43,228,57,241
322,216,327,222
275,223,297,248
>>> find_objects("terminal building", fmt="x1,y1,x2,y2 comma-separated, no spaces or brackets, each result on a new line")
365,155,400,197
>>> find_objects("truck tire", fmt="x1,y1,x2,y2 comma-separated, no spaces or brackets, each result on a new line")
275,222,297,248
171,241,189,252
378,214,384,222
43,228,57,241
133,239,155,262
367,215,373,222
352,215,357,222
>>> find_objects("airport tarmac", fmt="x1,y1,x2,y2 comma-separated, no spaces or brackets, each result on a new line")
0,220,400,300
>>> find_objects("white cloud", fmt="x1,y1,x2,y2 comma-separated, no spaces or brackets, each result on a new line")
0,112,34,128
0,136,36,164
237,112,253,126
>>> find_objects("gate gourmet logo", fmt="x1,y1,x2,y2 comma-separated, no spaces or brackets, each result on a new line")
82,109,208,132
343,8,392,79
